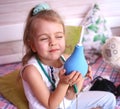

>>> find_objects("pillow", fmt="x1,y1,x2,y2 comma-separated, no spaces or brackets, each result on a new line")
81,3,112,64
0,70,28,109
64,26,82,55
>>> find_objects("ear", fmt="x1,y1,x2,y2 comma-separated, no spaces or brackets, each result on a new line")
28,40,36,52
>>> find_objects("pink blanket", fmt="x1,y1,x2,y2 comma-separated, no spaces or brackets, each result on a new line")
0,58,120,109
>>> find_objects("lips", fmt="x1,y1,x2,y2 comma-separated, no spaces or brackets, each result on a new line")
49,49,59,52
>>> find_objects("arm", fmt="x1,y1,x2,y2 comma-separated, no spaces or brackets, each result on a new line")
22,65,69,109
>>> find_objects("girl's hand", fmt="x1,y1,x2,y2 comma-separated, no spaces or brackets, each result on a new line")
59,69,69,85
85,66,93,80
67,71,82,86
59,69,82,86
65,72,84,99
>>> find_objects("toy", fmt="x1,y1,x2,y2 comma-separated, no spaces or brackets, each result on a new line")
102,36,120,70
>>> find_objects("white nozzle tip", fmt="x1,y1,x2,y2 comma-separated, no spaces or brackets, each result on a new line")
77,43,82,46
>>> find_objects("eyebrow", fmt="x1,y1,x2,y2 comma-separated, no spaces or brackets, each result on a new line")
37,31,64,37
55,31,64,34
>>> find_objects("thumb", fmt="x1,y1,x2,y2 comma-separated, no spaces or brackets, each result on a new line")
59,69,66,77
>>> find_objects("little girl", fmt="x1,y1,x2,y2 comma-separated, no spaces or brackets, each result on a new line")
21,3,116,109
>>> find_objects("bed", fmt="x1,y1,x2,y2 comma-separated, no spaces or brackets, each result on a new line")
0,56,120,109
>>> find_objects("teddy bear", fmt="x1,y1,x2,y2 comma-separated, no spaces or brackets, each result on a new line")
102,36,120,70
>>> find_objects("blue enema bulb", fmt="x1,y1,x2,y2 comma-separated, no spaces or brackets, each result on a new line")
64,44,88,93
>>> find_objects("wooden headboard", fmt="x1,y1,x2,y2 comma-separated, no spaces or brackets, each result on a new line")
0,0,120,64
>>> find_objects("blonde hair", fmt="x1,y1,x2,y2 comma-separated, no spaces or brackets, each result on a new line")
22,7,65,65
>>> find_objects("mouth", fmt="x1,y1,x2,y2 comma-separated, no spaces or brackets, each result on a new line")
49,49,59,52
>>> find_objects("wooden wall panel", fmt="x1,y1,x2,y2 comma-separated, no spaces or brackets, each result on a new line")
0,0,120,64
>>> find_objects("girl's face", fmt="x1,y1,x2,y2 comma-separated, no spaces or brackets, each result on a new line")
31,19,65,64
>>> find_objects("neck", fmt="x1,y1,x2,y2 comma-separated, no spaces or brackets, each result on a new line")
38,57,63,68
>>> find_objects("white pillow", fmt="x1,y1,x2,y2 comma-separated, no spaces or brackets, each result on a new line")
81,3,112,64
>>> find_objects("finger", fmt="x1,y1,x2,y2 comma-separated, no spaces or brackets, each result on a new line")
70,72,80,82
88,66,92,72
89,75,93,80
60,69,66,75
67,71,76,80
69,72,82,85
59,69,66,77
86,73,93,80
86,66,93,80
63,71,75,84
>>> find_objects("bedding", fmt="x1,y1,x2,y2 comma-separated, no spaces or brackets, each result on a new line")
0,57,120,109
81,3,113,65
0,70,28,109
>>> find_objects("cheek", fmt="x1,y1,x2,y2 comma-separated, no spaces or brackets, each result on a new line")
34,41,47,52
36,43,47,51
60,40,66,51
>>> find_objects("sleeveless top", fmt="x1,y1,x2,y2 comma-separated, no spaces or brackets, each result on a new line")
21,56,72,109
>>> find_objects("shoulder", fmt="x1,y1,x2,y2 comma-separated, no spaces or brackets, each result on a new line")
22,64,42,82
21,56,42,79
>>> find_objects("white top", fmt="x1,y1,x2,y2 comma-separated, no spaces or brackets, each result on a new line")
21,56,72,109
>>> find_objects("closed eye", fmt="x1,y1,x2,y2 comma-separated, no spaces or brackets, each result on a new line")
40,37,49,41
56,35,63,38
55,32,64,39
38,34,49,41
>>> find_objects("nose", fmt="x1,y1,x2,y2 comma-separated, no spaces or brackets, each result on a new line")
49,37,57,46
